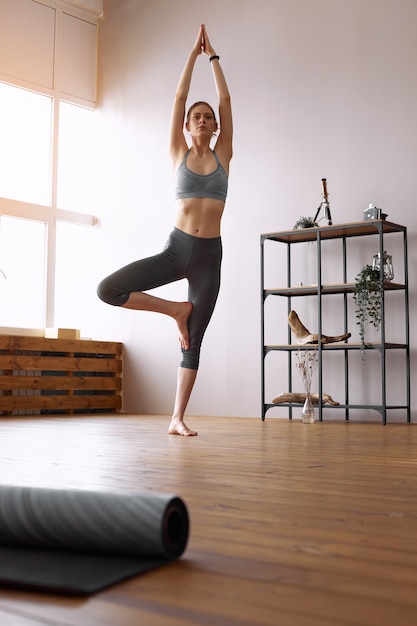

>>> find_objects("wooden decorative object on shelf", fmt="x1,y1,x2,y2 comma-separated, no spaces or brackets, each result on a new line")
272,392,339,406
288,310,351,345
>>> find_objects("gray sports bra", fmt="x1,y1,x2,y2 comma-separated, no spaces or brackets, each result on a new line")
174,150,228,202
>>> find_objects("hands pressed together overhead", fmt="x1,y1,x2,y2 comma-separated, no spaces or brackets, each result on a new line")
193,23,216,58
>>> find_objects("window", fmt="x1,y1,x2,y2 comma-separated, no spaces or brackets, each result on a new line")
0,1,99,333
0,216,46,328
57,101,98,214
54,221,99,337
0,83,52,205
0,82,97,332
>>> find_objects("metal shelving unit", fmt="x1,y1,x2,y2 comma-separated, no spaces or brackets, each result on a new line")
260,220,410,424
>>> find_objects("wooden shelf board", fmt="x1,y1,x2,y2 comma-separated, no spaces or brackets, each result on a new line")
264,342,407,351
261,220,406,243
264,281,405,297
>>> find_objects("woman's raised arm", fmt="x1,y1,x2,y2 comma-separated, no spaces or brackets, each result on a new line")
202,25,233,165
169,26,204,166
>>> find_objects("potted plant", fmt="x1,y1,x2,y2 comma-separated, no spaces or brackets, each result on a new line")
293,216,318,230
353,264,383,356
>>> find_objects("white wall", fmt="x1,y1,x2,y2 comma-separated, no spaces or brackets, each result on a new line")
92,0,417,421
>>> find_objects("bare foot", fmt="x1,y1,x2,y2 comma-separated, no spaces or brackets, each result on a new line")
168,419,198,436
175,301,193,350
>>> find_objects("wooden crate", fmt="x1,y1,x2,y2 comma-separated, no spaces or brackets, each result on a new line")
0,335,122,415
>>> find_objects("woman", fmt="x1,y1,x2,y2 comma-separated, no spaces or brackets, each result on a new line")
97,24,233,436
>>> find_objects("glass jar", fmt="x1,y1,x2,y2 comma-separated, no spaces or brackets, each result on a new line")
372,251,394,282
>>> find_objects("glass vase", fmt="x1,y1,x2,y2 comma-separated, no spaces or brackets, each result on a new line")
372,250,394,281
302,393,316,423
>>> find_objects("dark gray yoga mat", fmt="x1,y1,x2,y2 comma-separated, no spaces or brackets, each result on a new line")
0,485,189,595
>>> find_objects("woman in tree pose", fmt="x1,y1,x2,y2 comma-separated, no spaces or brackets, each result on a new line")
97,24,233,436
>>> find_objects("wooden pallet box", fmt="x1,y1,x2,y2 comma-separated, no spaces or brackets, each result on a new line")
0,335,123,415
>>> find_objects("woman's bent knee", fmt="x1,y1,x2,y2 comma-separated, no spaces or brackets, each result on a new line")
97,278,129,307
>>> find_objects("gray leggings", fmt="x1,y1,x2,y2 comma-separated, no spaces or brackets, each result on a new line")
97,227,222,370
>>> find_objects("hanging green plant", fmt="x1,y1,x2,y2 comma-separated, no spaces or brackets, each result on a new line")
353,265,383,356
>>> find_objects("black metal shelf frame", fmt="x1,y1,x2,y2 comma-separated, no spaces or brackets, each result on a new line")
260,220,410,424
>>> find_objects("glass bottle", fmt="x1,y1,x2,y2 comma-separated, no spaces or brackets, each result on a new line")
302,394,316,423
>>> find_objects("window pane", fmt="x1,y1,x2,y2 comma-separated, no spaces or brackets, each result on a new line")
54,221,98,337
0,83,52,205
0,216,46,328
57,102,98,213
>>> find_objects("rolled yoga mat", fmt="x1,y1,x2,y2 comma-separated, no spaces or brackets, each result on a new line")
0,485,189,595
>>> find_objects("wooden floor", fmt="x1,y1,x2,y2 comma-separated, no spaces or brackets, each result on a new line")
0,414,416,626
